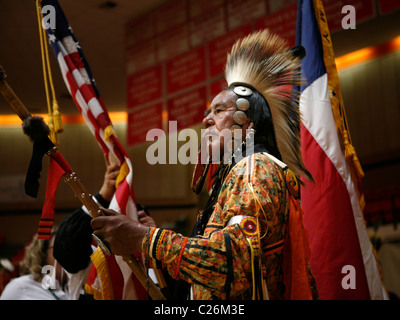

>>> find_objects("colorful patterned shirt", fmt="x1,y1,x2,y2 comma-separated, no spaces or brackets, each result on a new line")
143,153,290,300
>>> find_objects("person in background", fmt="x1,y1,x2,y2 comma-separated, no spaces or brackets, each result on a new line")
0,228,68,300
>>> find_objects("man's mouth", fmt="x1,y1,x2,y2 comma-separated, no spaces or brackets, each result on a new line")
203,128,219,140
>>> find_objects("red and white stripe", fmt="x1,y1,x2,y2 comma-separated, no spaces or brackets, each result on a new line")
56,36,137,218
54,35,139,299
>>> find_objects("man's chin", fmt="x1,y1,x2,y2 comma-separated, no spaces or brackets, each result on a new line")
204,143,222,164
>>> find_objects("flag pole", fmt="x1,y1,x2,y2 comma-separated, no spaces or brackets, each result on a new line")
0,65,166,300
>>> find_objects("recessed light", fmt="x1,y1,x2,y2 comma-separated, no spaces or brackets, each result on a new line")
99,1,117,9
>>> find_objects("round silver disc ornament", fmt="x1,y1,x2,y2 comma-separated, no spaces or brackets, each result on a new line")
231,124,242,131
236,98,250,111
233,110,248,125
233,86,253,97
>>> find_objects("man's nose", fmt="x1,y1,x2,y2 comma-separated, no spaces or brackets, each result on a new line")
202,111,214,128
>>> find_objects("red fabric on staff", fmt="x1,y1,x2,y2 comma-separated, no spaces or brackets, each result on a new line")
51,151,72,173
38,157,66,240
282,194,313,300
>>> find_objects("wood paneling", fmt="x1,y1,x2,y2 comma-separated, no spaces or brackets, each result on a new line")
339,51,400,162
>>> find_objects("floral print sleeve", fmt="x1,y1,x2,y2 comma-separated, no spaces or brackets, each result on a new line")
142,153,288,300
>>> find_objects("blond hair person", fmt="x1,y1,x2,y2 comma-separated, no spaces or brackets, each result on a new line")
1,228,68,300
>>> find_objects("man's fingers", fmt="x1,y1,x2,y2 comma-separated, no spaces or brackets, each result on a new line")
91,216,107,230
100,207,120,216
104,153,110,167
137,210,146,218
91,208,119,229
108,169,120,179
109,163,120,172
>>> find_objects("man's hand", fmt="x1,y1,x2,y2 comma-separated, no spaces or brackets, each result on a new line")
138,209,156,228
91,208,149,256
99,154,120,202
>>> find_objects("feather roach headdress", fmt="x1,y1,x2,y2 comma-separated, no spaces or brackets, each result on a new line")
225,29,313,182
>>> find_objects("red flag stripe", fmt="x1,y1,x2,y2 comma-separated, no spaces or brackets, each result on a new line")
301,124,370,299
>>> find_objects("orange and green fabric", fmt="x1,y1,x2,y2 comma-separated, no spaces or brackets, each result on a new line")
143,153,317,300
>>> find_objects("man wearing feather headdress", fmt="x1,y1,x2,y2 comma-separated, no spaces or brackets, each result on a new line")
91,29,318,300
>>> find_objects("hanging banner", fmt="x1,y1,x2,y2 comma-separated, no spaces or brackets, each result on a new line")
226,0,267,31
158,25,189,62
127,103,163,146
210,77,228,99
208,25,252,78
125,0,379,147
188,0,224,18
155,0,188,34
167,86,207,132
256,4,297,47
190,6,226,48
124,11,156,48
378,0,400,15
126,66,162,109
166,47,206,94
125,40,157,75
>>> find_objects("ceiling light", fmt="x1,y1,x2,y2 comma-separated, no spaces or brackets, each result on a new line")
99,1,117,9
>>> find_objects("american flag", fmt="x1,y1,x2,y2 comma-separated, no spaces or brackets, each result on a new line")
41,0,145,300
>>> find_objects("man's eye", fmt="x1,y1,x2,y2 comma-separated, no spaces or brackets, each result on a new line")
216,109,223,113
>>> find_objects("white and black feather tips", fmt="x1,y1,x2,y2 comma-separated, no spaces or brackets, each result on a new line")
225,29,313,182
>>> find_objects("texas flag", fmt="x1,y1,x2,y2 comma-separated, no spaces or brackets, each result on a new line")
296,0,388,299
